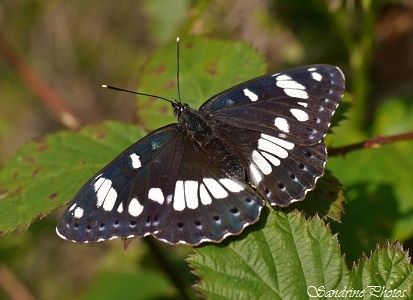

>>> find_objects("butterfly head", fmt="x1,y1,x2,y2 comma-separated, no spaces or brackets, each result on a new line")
172,101,189,119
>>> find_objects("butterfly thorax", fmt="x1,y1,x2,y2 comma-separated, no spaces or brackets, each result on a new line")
173,102,245,180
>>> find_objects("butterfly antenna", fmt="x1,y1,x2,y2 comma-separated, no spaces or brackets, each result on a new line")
176,37,182,104
101,85,174,104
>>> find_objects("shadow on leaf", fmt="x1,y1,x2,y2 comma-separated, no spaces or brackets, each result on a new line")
330,182,400,266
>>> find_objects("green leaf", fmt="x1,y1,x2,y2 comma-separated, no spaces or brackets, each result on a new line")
328,96,413,264
285,170,346,222
136,37,267,131
0,121,144,236
373,97,413,136
189,209,350,299
351,242,413,299
189,211,413,299
329,92,352,130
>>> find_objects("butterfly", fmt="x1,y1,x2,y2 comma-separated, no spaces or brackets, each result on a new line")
56,64,345,246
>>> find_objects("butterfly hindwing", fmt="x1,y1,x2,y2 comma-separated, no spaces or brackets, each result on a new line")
200,65,344,206
152,139,264,244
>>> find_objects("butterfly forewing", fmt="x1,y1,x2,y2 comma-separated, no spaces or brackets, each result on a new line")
57,64,345,245
56,125,179,242
201,64,344,144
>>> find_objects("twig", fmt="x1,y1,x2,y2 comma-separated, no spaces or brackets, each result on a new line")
0,33,82,130
0,264,36,300
328,132,413,157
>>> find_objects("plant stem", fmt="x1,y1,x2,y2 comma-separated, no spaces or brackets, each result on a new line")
350,1,376,130
0,33,82,130
328,132,413,156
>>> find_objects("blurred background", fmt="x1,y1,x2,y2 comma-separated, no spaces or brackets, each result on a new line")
1,0,413,299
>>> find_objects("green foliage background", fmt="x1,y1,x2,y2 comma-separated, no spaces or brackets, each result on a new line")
1,1,413,299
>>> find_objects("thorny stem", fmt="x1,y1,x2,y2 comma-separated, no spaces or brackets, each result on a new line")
328,132,413,157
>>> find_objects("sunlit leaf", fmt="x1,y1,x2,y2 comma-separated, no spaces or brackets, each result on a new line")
189,210,350,299
0,122,144,236
137,37,267,131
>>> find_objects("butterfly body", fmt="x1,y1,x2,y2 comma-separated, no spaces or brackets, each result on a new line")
57,64,345,245
175,103,246,180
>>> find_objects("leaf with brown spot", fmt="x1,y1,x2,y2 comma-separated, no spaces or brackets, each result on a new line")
153,65,166,76
36,143,48,152
31,167,41,178
0,121,145,237
0,189,8,200
164,79,176,90
48,193,58,200
137,37,266,131
206,62,218,76
25,155,37,164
